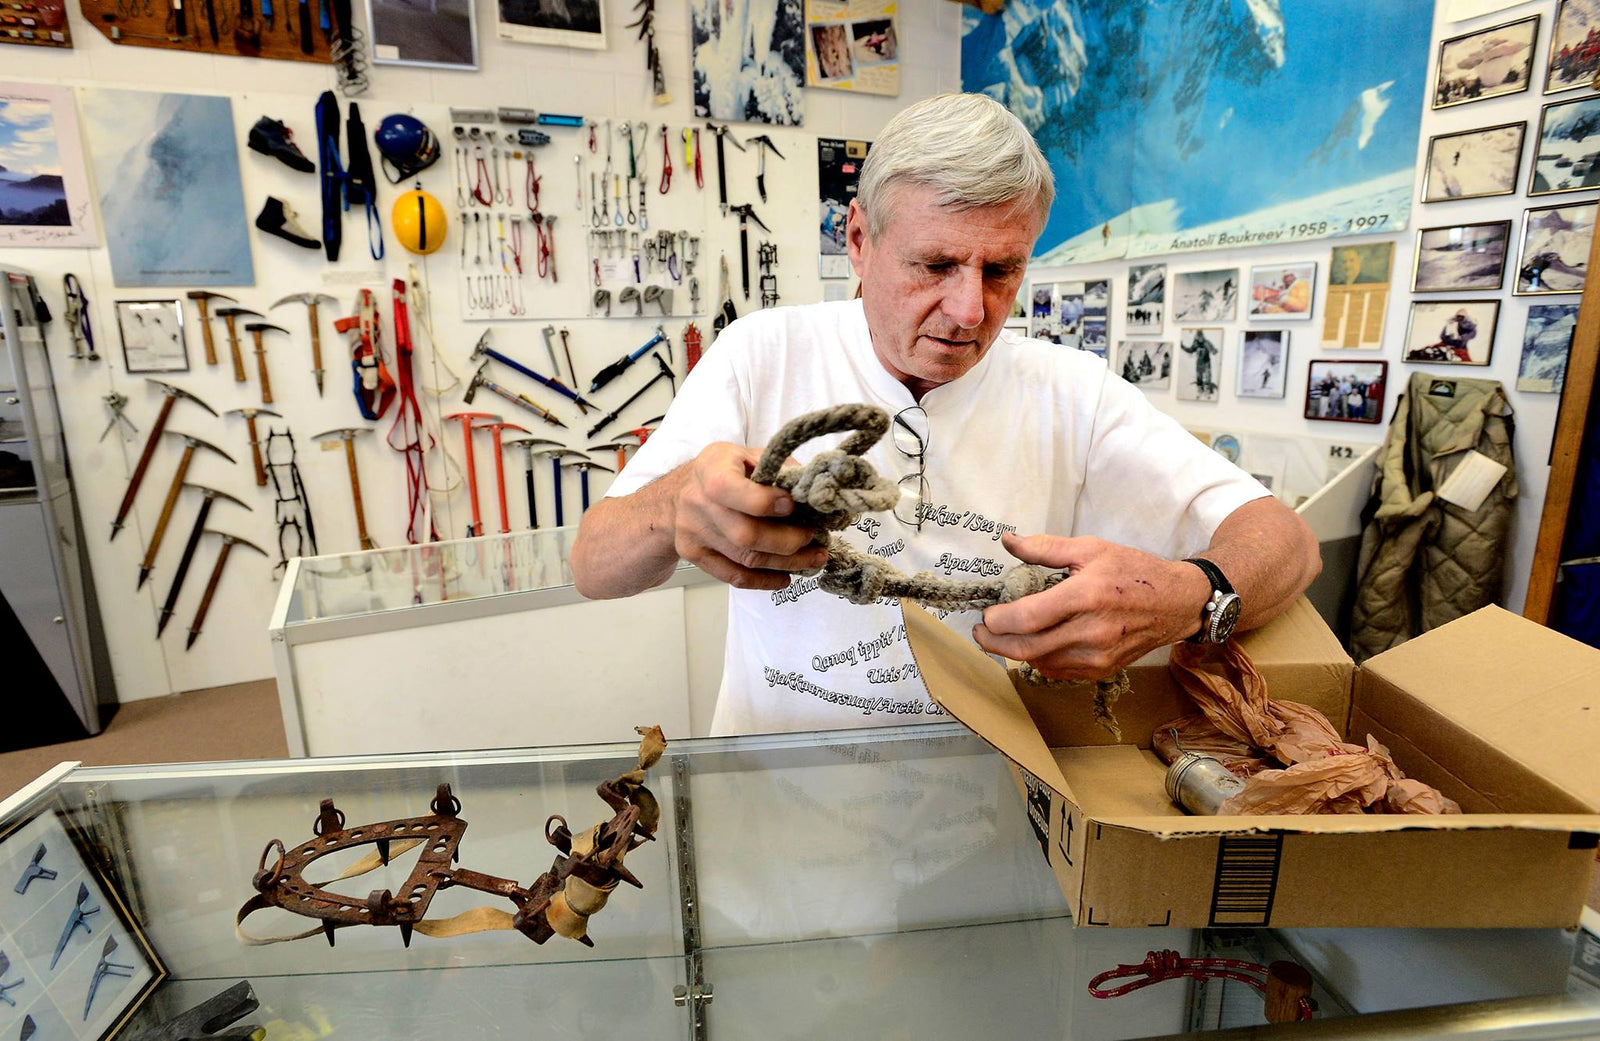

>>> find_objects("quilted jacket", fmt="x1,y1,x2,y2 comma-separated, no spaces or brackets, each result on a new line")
1350,373,1517,662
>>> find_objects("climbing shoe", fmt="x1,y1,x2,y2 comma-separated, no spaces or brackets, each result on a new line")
248,116,315,173
255,197,320,249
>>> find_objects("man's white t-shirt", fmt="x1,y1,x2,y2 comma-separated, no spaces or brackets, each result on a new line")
607,300,1270,736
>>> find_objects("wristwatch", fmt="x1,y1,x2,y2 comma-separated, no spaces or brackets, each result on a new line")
1183,557,1242,644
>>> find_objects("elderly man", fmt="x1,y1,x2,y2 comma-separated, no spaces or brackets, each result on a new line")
572,93,1320,735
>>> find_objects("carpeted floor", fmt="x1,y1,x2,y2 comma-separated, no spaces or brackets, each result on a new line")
0,679,288,801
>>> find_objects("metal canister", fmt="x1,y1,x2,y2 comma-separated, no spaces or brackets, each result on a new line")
1165,752,1248,815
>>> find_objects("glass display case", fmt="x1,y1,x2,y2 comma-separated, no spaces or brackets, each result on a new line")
268,530,723,757
2,725,1596,1041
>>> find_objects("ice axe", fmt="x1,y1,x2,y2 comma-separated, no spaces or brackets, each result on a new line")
465,362,565,428
473,417,531,534
186,290,237,366
213,307,263,383
745,134,785,202
187,532,268,649
703,121,744,217
469,330,596,413
727,202,770,301
157,485,251,637
588,326,668,394
312,428,377,550
559,456,615,514
225,406,282,486
533,447,584,528
244,322,289,404
138,432,236,589
443,411,499,536
271,291,337,396
112,380,217,540
587,353,675,439
505,437,563,528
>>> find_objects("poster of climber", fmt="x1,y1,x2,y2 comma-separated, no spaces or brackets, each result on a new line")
0,82,97,248
818,136,870,277
1321,241,1394,350
693,0,805,125
805,0,899,95
961,0,1433,263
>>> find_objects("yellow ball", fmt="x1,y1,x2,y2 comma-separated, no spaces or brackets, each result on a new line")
391,187,447,255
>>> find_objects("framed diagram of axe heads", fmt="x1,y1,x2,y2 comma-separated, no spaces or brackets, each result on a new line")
0,804,166,1040
114,300,189,374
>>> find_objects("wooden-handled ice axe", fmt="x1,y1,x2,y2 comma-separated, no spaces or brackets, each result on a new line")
157,484,250,637
505,437,563,528
271,291,337,396
225,407,281,486
464,362,566,428
532,447,584,528
112,379,217,540
587,353,675,439
727,203,770,301
443,412,499,536
185,291,236,367
559,456,615,514
473,417,531,534
244,322,289,404
589,326,668,395
469,330,596,413
138,432,236,589
312,428,377,550
213,307,263,383
186,531,267,649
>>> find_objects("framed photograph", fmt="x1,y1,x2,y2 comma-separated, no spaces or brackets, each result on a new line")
1173,268,1239,322
1321,242,1394,349
1545,0,1600,94
1531,96,1600,195
1305,360,1387,423
1237,330,1289,398
0,807,165,1040
1248,263,1315,319
1517,302,1580,392
1176,327,1223,402
114,300,188,374
367,0,477,68
1422,122,1526,202
1403,300,1501,365
1083,278,1109,317
1434,15,1539,109
1126,263,1165,331
1412,220,1512,292
1081,318,1108,356
692,0,805,125
1515,201,1596,294
1115,340,1171,390
0,82,98,247
497,0,603,48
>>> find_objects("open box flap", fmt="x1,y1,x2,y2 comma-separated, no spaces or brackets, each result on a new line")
1359,606,1600,812
1094,811,1600,838
902,602,1076,800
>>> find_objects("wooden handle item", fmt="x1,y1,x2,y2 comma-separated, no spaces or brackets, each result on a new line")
225,317,247,383
189,541,233,641
246,417,267,487
308,303,325,385
196,300,219,366
113,394,176,533
344,440,375,550
140,448,193,572
254,335,275,404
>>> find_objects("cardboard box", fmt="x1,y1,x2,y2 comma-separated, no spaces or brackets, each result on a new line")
904,599,1600,929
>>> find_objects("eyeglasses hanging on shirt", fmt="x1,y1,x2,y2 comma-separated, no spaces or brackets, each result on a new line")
892,405,929,532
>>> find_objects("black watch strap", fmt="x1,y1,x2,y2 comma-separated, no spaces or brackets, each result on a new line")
1183,557,1234,596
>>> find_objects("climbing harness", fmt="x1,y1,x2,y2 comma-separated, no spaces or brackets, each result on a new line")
335,289,396,421
387,279,433,544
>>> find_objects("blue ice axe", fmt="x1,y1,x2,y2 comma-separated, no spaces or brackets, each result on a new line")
470,331,597,414
589,326,668,394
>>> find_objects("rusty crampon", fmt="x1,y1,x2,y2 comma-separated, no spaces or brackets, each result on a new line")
237,726,666,949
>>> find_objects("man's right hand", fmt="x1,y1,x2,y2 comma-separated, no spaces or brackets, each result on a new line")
672,442,829,590
572,441,829,599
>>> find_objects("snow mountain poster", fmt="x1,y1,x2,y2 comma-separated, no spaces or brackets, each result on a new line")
693,0,805,125
0,82,97,248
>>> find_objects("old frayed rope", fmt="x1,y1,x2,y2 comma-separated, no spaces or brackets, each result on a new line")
753,404,1129,734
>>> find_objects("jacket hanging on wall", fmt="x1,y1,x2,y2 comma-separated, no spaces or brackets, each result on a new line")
1350,372,1518,662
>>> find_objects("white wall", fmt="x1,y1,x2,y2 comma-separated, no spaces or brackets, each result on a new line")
1025,0,1573,617
0,0,960,702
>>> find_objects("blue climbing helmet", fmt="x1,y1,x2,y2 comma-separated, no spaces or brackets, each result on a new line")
373,114,440,184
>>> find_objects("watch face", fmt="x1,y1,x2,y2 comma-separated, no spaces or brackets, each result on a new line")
1210,593,1243,641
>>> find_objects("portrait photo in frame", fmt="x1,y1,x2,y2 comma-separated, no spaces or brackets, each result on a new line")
1422,122,1525,202
1176,327,1223,402
1544,0,1600,94
497,0,604,48
1248,262,1315,320
1516,201,1596,294
1433,15,1539,109
1403,299,1501,365
1237,330,1289,399
114,299,188,374
1305,360,1387,424
1412,220,1512,292
0,806,165,1041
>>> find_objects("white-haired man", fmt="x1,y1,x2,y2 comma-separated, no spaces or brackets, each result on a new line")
572,93,1321,735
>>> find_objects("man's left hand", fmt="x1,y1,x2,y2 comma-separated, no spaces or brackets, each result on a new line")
972,532,1210,680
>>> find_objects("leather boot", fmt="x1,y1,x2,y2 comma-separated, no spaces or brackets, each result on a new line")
255,197,320,249
248,116,315,173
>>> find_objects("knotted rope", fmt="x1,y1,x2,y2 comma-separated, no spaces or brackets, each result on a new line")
752,404,1127,734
